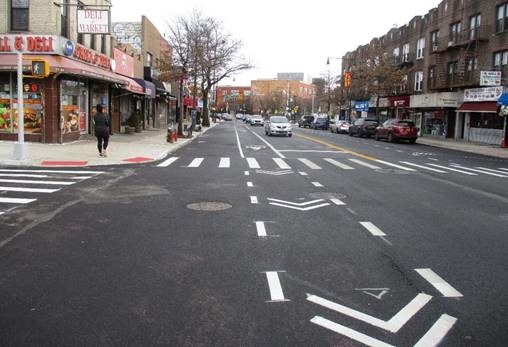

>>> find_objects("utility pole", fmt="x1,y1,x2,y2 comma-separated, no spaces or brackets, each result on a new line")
13,52,27,160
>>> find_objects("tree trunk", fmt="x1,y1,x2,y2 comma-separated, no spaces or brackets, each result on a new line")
178,79,184,135
202,91,210,127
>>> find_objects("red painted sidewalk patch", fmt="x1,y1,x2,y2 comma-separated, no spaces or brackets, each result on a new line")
41,160,88,166
123,157,154,163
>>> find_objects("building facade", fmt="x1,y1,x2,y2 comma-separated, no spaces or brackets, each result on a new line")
342,0,508,145
251,79,315,115
0,0,147,143
215,86,251,113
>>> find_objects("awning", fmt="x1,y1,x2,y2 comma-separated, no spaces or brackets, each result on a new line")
0,54,126,84
133,78,156,99
457,101,498,113
498,93,508,106
115,75,145,95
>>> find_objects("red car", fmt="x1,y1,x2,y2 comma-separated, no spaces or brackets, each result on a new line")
375,119,418,143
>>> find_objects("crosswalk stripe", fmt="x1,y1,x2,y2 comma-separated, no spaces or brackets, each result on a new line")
157,157,179,167
324,158,354,170
476,167,508,175
348,159,381,170
0,169,103,174
273,158,291,169
375,160,416,172
450,165,508,178
298,158,322,170
246,157,260,169
0,174,49,178
0,197,37,204
219,157,230,168
311,182,324,187
399,162,448,173
188,158,204,167
427,164,477,176
498,168,508,172
0,186,60,193
0,179,76,185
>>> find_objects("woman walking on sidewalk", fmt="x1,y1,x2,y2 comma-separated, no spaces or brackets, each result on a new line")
94,104,110,157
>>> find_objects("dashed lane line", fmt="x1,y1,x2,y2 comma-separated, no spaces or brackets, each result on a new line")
359,222,386,236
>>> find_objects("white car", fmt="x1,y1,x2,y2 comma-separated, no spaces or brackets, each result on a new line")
265,116,292,136
250,115,264,126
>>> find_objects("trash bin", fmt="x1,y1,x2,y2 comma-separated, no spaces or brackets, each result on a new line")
167,127,177,143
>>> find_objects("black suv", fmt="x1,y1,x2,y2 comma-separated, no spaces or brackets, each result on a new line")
298,115,315,128
311,117,329,130
348,118,379,138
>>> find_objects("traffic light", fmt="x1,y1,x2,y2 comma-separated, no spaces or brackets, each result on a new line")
30,59,50,78
344,72,352,88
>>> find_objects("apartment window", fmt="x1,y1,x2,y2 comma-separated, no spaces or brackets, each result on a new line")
466,56,478,71
11,0,29,31
493,50,508,68
402,43,410,62
496,3,508,32
414,71,424,91
90,34,96,50
430,30,440,51
450,22,461,44
469,14,481,40
393,47,400,57
447,61,458,83
416,38,425,59
428,66,436,88
60,0,69,37
101,35,107,54
146,52,153,67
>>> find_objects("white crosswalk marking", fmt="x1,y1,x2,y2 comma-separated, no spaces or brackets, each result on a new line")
450,165,508,178
375,160,416,172
499,168,508,172
476,167,508,175
0,169,104,174
273,158,291,169
348,159,381,170
219,157,230,168
188,158,204,167
157,157,179,167
399,161,448,173
246,157,260,169
0,187,60,193
0,197,37,204
0,174,49,178
0,179,75,185
427,164,477,175
298,158,322,170
323,158,354,170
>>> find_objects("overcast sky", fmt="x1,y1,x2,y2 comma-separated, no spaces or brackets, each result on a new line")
111,0,442,86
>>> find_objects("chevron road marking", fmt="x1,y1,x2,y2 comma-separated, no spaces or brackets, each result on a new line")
310,316,395,347
307,293,432,333
267,198,326,206
413,314,458,347
268,202,331,211
415,268,463,298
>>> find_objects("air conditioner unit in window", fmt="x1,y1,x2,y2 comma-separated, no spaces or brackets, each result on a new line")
447,41,453,47
432,45,438,51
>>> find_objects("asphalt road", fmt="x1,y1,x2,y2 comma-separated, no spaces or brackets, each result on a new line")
0,120,507,346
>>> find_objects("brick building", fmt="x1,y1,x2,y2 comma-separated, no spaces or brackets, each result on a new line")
0,0,144,143
342,0,508,145
215,86,251,113
250,79,315,115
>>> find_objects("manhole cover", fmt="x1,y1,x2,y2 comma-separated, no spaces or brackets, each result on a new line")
374,169,410,175
186,202,232,211
309,192,347,200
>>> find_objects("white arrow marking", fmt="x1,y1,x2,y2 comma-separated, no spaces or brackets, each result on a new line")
311,316,395,347
413,314,457,347
307,293,432,333
255,221,267,237
356,288,390,300
267,198,325,206
415,268,463,298
269,202,331,211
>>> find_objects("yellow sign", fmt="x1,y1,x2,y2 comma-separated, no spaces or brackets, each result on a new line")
29,59,50,78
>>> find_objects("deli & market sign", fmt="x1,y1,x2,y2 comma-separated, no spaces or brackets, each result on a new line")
0,35,60,54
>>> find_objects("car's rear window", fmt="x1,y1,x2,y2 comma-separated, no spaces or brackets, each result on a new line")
397,121,415,126
270,117,288,123
365,120,378,125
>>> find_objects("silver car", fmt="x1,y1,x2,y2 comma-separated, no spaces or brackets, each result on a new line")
265,116,292,136
250,115,264,126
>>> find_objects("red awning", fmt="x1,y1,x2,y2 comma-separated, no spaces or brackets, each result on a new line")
0,54,125,84
457,102,498,113
116,75,145,95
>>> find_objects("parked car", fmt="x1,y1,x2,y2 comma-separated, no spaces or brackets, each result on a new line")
375,119,418,143
222,113,233,121
236,113,243,119
265,116,292,136
250,115,264,126
330,119,350,134
244,114,252,123
311,117,329,130
348,118,378,137
298,115,315,128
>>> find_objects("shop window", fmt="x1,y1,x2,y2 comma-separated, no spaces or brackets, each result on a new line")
470,113,504,129
416,38,425,59
11,0,29,31
61,79,88,134
0,74,12,133
496,3,508,33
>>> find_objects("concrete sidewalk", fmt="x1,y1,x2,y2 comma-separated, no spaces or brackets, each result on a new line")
0,123,219,167
417,137,508,159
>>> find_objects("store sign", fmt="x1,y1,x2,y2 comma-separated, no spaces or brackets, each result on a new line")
464,87,503,102
73,43,111,70
480,71,501,86
354,100,369,111
389,95,410,107
77,10,110,34
411,92,458,108
0,35,60,54
113,48,134,77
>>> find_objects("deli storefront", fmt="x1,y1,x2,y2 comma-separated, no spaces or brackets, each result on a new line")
0,34,129,143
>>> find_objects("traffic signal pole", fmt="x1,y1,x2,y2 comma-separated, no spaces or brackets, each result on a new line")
13,52,27,160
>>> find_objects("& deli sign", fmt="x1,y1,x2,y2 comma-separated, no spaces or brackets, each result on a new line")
0,35,59,54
